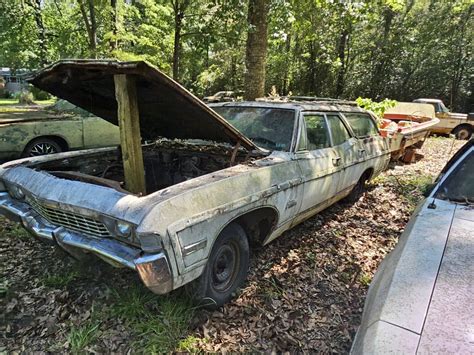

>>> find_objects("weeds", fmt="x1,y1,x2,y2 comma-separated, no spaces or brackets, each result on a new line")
42,270,78,288
108,283,196,353
134,297,195,353
110,283,158,320
67,321,101,353
359,273,372,287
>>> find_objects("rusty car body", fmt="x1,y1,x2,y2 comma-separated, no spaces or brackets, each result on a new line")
0,60,390,306
0,100,120,160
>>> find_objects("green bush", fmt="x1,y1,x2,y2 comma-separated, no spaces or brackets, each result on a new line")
15,90,34,105
30,85,51,100
2,90,13,99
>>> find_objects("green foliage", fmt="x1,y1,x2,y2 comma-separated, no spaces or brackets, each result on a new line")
68,321,101,353
0,0,471,111
30,86,51,101
108,283,196,353
355,97,397,120
15,90,34,105
42,270,79,288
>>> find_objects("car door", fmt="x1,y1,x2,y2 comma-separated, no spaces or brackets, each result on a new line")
325,113,362,193
293,112,342,224
342,112,388,176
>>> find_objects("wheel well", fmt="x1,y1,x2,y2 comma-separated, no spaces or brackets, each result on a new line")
232,207,279,246
362,168,374,181
26,135,69,152
452,124,472,133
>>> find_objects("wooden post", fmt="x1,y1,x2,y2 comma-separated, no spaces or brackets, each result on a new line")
114,74,146,195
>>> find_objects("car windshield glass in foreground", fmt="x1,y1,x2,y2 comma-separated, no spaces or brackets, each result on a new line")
435,151,474,203
213,106,295,151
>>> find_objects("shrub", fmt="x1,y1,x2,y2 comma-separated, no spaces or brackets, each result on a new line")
30,85,51,100
15,90,34,105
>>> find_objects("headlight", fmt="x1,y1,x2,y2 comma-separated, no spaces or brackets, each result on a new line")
8,184,25,200
116,221,133,238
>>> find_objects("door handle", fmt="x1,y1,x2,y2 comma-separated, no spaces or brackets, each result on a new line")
332,157,341,166
358,149,366,157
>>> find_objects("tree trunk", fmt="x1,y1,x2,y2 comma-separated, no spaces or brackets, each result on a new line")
172,0,190,81
335,30,348,98
244,0,269,100
27,0,47,65
370,6,394,98
110,0,118,51
78,0,97,58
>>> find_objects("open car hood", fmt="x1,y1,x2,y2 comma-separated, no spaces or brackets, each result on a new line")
28,60,258,150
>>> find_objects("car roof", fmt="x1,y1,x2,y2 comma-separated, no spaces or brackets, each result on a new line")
210,99,368,114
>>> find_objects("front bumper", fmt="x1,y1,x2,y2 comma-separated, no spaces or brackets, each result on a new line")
0,192,173,294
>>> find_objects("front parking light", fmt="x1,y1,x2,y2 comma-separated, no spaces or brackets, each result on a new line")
116,221,133,238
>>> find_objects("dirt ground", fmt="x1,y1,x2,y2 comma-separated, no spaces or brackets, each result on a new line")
0,137,466,353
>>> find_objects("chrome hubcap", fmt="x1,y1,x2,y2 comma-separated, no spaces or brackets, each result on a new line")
30,143,58,156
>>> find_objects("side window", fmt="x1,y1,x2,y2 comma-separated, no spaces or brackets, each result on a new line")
304,114,330,150
344,113,378,138
327,114,351,146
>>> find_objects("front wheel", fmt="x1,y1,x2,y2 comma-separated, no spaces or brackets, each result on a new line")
452,125,472,140
188,223,249,308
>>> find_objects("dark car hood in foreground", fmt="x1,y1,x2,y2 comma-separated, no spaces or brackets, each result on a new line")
28,60,257,150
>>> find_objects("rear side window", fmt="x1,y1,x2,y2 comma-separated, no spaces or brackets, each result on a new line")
344,113,378,138
304,114,330,150
327,114,351,145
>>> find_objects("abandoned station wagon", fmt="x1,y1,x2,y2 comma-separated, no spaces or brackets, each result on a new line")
0,61,390,306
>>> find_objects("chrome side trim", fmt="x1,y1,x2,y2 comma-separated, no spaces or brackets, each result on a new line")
181,239,207,257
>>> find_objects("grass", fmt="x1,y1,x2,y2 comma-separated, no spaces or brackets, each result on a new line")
372,173,433,208
108,282,196,353
68,321,101,353
0,98,56,106
110,283,158,320
359,272,372,287
134,297,195,353
42,270,79,288
177,335,203,352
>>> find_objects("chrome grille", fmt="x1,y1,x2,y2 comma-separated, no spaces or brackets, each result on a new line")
27,196,111,238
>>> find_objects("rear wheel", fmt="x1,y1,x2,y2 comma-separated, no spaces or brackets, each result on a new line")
188,223,249,308
452,125,472,140
346,171,370,203
22,138,63,157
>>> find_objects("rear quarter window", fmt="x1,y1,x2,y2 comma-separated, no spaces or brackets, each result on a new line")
344,113,378,138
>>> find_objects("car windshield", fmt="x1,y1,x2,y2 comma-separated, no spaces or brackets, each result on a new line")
435,151,474,204
438,101,449,113
213,106,295,151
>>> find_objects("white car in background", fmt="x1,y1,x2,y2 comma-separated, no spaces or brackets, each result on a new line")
351,139,473,354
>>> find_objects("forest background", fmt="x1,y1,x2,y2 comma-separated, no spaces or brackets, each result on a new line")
0,0,472,111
